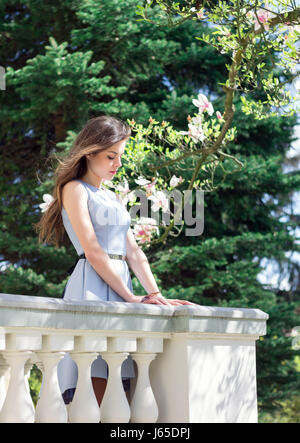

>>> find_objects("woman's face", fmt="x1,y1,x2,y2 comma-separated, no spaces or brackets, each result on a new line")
86,139,126,181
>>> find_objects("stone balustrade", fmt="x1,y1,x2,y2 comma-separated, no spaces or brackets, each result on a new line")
0,293,268,423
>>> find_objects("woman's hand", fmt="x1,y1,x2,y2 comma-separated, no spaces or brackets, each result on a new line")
132,292,200,307
165,299,200,306
131,294,171,305
153,292,200,306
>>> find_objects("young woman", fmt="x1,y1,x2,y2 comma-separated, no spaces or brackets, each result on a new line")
34,115,198,407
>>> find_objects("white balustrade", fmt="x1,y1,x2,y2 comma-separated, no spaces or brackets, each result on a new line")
68,333,106,423
0,330,41,423
0,293,268,423
35,334,74,423
68,352,100,423
0,354,9,412
100,352,131,423
130,353,158,423
130,337,163,423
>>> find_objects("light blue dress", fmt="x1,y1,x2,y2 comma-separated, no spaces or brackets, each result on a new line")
57,178,136,395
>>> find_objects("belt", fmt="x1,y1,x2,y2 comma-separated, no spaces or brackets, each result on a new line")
61,252,127,298
66,252,126,275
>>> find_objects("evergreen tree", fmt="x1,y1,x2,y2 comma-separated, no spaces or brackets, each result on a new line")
0,0,299,418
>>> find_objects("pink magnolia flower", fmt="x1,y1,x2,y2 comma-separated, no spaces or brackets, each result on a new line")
170,175,184,188
216,110,224,121
250,8,276,31
192,93,214,116
144,180,157,192
196,9,207,20
133,217,159,244
115,179,130,194
135,176,157,196
190,6,207,20
180,123,205,143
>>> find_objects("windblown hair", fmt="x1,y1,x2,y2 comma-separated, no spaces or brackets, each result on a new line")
33,115,131,248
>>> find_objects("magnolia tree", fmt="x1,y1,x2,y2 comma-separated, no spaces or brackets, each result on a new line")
41,1,300,247
118,0,299,246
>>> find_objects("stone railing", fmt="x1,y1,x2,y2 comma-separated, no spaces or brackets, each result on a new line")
0,293,268,423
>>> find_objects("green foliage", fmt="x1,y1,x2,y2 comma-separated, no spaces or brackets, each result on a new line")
259,394,300,423
0,0,299,420
28,365,42,407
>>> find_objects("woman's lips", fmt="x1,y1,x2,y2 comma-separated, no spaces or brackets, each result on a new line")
110,171,117,174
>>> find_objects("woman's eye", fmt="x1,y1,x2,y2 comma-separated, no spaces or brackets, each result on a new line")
108,156,115,160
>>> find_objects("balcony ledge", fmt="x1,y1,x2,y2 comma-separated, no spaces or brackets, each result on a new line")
0,293,268,337
0,293,269,423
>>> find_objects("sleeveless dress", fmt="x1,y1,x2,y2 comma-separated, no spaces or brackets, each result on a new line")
57,178,136,397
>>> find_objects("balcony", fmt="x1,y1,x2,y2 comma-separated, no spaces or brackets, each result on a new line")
0,293,268,423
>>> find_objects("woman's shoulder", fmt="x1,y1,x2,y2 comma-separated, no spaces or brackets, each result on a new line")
61,179,89,205
62,179,88,192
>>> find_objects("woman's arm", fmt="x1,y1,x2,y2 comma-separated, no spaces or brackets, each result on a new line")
126,228,199,307
125,228,161,295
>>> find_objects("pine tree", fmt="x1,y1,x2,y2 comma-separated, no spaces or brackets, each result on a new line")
0,0,299,417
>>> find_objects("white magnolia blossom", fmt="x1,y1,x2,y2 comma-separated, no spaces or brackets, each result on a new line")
117,190,136,206
192,93,214,116
170,174,184,188
180,94,215,142
115,178,130,194
39,194,54,212
138,216,158,226
192,114,203,124
135,176,157,194
135,177,151,186
180,123,205,143
148,190,169,213
103,179,115,188
115,178,137,206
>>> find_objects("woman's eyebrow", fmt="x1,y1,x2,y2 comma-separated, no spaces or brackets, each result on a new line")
108,150,124,155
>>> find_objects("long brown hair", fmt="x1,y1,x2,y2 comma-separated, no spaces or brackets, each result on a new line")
33,115,131,248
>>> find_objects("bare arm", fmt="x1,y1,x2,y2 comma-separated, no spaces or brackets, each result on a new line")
125,226,200,307
125,228,161,295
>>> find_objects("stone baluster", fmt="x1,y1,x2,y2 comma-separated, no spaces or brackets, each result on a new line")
0,354,9,413
0,330,8,413
35,333,74,423
0,330,42,423
100,336,136,423
68,334,107,423
130,337,163,423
